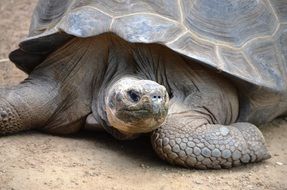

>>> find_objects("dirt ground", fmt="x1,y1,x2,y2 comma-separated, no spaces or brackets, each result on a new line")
0,1,286,190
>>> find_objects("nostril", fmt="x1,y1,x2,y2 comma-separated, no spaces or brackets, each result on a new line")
127,90,140,102
152,95,162,101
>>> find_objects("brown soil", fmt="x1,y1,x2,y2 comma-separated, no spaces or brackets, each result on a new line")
0,1,286,190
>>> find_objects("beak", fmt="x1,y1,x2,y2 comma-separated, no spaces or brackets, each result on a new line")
141,95,163,113
152,98,162,114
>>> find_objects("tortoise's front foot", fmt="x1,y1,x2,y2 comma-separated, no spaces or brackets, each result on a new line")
0,97,26,135
151,115,271,169
0,83,55,135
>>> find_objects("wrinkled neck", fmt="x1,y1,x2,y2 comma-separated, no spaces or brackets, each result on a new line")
90,35,141,138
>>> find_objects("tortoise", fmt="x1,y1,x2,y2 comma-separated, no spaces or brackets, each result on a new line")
1,0,287,169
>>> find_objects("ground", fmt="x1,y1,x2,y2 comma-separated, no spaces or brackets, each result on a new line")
0,1,286,190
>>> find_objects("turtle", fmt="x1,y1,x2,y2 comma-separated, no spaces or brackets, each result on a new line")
1,0,287,169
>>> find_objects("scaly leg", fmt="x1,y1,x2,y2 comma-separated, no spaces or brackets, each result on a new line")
0,37,101,135
151,113,271,169
0,80,59,134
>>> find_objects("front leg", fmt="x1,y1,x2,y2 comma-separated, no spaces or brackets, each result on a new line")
151,113,271,169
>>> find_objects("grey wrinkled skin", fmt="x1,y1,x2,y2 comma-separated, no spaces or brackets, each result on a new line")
1,34,274,169
3,0,287,169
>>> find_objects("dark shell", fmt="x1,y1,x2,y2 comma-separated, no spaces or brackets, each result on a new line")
10,0,287,92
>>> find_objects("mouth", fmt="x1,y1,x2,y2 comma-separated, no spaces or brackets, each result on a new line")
116,106,167,126
117,108,153,121
118,105,167,116
106,107,168,135
119,108,150,113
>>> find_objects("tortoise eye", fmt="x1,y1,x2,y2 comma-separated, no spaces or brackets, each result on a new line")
127,90,140,102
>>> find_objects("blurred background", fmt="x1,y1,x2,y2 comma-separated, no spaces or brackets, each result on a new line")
0,0,37,85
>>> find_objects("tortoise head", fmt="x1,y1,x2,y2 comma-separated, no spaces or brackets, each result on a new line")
105,77,169,135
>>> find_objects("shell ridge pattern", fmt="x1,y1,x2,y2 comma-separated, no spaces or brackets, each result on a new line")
215,45,227,70
12,0,287,92
111,13,185,43
266,0,280,24
83,5,115,18
166,31,188,45
114,12,179,24
177,0,184,23
180,0,279,47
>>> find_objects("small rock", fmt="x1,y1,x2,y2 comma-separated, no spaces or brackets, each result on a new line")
194,180,202,185
256,181,264,187
140,163,150,169
276,162,283,166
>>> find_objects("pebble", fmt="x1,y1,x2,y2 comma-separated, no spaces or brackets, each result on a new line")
275,162,283,166
140,163,150,169
194,180,202,185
